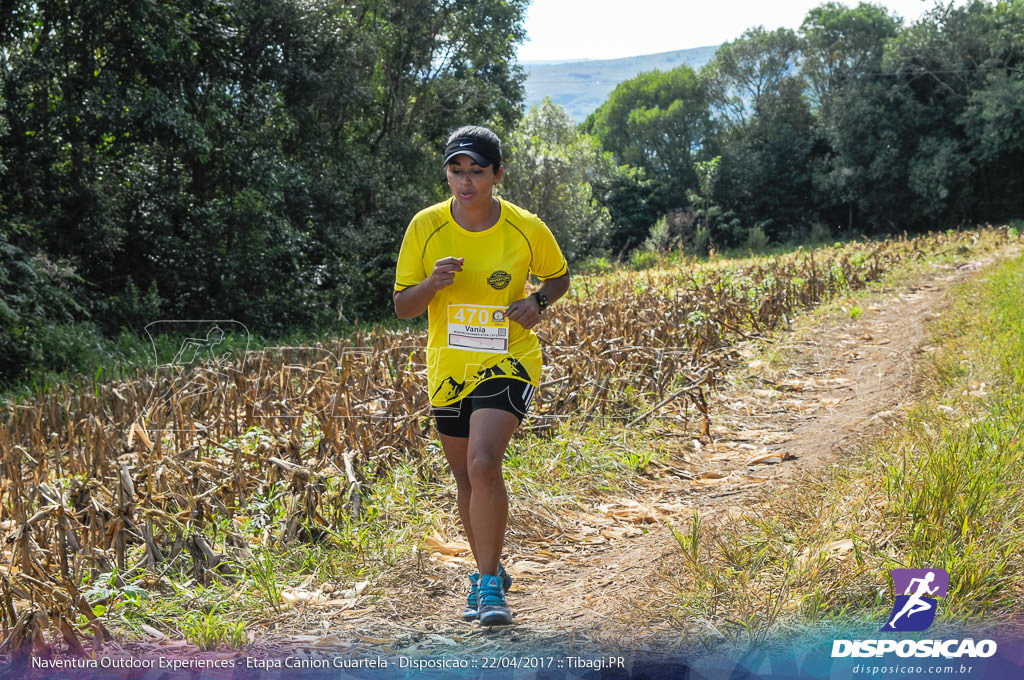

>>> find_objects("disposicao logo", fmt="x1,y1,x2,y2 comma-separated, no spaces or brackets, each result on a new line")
831,567,998,659
881,568,949,632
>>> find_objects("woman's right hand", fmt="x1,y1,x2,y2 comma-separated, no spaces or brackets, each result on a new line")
428,256,464,291
394,256,464,319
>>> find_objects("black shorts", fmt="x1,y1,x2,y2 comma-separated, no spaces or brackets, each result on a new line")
431,378,536,438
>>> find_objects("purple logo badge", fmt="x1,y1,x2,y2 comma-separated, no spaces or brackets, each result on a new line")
881,568,949,632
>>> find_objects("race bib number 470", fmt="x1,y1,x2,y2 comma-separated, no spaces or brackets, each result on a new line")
447,304,509,353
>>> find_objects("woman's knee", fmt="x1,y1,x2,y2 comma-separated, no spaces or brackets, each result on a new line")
466,448,503,485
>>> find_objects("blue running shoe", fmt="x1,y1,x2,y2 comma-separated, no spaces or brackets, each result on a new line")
462,573,480,620
498,562,512,593
477,574,512,626
462,564,512,621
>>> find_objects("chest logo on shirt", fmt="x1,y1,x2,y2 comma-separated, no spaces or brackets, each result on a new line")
487,270,512,290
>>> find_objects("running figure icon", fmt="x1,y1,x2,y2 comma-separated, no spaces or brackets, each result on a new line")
886,572,938,628
881,568,949,632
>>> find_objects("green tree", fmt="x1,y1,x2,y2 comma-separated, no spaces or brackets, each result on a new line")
500,99,616,263
829,0,1024,231
300,0,528,321
705,26,802,131
801,2,902,232
951,0,1024,223
703,26,815,243
0,0,529,382
583,65,710,246
589,164,660,255
801,2,901,110
1,0,328,333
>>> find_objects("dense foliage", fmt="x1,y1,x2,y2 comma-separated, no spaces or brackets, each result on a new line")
0,0,527,383
2,0,1023,385
500,99,617,262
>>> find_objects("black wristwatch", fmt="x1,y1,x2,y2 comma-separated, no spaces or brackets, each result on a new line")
532,291,549,311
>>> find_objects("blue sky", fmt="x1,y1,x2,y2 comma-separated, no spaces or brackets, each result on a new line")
518,0,962,63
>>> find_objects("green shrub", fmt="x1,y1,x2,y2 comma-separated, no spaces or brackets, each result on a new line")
692,225,712,257
642,215,675,253
745,224,770,252
809,223,833,244
630,250,660,270
575,256,614,275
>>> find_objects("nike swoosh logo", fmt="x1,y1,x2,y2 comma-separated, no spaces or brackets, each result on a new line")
459,142,473,147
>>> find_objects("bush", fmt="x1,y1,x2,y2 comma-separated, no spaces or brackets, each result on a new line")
643,216,675,253
809,222,833,244
1,234,90,384
692,225,712,257
745,224,771,252
630,250,660,270
575,256,615,275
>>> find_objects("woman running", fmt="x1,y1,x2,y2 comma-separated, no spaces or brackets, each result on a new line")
394,125,570,626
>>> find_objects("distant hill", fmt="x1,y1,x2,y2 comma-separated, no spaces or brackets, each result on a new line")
522,45,720,123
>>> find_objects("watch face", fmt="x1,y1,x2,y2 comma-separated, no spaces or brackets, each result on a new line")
535,292,548,308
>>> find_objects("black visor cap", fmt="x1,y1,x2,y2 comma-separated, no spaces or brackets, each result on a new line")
443,135,501,169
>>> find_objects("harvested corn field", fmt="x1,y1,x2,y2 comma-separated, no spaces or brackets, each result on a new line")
0,227,1018,659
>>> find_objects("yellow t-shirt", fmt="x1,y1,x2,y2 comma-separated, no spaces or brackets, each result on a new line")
395,197,568,407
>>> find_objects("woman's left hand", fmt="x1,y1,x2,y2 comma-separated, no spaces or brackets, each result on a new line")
505,295,542,330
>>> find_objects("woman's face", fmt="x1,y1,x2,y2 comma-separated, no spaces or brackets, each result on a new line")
446,154,503,208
